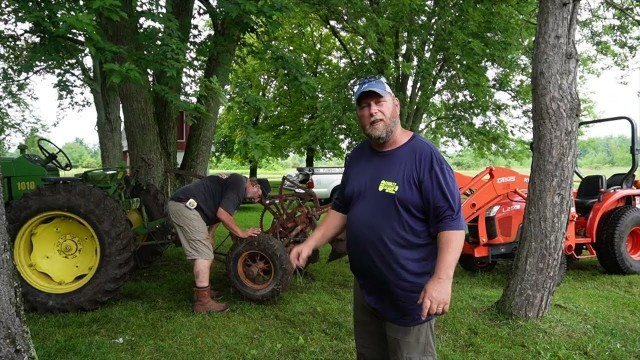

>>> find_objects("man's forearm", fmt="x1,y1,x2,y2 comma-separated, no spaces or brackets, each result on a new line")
304,210,347,249
216,209,243,237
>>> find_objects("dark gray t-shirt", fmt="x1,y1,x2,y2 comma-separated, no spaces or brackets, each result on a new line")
170,173,246,225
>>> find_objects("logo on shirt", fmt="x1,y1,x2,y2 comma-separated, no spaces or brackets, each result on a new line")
378,180,399,194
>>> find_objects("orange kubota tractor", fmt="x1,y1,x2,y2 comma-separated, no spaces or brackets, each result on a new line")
455,116,640,276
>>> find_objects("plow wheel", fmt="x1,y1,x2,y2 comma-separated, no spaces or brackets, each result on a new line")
259,207,278,234
596,206,640,274
259,206,318,264
226,234,293,302
7,183,135,313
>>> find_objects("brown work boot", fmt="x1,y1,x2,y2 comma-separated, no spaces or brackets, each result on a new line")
193,286,229,313
192,288,223,301
210,289,223,300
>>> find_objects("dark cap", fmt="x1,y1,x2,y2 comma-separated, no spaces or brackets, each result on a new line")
256,178,271,198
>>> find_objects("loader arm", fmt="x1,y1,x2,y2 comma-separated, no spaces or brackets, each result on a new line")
456,167,530,221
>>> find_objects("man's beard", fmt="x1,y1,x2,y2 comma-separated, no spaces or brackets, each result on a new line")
364,117,399,145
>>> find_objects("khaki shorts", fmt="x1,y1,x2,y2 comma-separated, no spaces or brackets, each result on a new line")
167,200,213,260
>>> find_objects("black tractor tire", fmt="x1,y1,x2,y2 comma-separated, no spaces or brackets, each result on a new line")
226,234,293,302
6,182,135,313
127,182,172,268
595,206,640,274
594,210,616,271
459,254,497,273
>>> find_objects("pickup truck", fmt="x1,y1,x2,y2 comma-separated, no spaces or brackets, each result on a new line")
286,166,343,204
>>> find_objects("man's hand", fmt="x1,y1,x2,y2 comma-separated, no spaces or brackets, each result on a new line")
289,242,314,269
287,209,347,269
239,227,261,238
417,276,453,319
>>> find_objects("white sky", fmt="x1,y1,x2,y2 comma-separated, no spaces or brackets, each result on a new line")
25,66,640,148
30,78,100,146
582,66,640,137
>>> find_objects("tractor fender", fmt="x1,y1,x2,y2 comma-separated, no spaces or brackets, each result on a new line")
586,189,640,238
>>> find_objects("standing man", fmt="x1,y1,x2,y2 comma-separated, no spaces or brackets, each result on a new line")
168,173,271,313
289,76,465,359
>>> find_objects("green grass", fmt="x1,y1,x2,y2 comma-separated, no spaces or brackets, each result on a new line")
25,203,640,359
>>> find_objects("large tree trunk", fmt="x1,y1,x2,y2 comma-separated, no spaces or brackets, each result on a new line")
497,0,581,318
177,9,246,189
105,0,166,189
0,171,37,360
120,83,166,187
249,161,258,178
154,0,195,174
91,56,123,167
305,147,315,167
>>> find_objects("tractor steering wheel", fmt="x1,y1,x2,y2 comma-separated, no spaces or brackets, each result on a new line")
37,138,73,171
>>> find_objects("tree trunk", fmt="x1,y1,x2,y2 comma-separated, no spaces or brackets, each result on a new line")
105,0,166,189
305,147,315,167
91,56,123,168
154,0,195,174
120,82,166,187
249,161,258,178
178,13,245,189
497,0,581,318
0,170,38,360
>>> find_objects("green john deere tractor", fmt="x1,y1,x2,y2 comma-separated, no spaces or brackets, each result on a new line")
2,139,172,313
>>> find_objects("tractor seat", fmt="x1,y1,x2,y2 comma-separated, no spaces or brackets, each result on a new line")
607,173,635,189
575,175,606,216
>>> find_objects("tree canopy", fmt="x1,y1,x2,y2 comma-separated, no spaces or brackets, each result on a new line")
1,1,638,182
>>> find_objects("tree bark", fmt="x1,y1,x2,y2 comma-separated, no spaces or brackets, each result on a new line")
0,170,38,360
91,55,123,167
249,161,258,178
178,8,247,189
305,147,315,167
154,0,195,173
105,0,166,189
497,0,581,318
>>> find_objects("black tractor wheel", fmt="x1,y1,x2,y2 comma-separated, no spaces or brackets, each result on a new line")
6,182,135,313
226,234,293,302
459,254,497,273
595,206,640,274
126,182,172,268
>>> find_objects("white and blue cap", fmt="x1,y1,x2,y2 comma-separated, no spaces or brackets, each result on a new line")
352,75,393,103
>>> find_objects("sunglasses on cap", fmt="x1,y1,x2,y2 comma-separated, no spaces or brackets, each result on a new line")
350,75,393,103
349,75,389,94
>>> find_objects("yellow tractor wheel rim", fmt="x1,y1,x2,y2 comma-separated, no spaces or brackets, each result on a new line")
13,211,100,294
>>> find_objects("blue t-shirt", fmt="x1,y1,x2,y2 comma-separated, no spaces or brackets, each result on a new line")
332,134,465,326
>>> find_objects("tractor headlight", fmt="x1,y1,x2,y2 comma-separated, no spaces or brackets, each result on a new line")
486,205,500,217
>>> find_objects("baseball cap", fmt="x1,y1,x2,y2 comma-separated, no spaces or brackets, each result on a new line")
256,178,271,198
352,75,393,103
